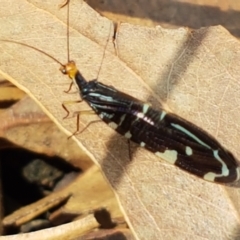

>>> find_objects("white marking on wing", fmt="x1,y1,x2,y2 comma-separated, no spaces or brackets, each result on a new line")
125,131,132,139
143,104,150,114
203,149,229,181
108,122,118,130
160,111,167,121
119,114,126,126
155,150,178,164
171,123,211,149
185,146,193,156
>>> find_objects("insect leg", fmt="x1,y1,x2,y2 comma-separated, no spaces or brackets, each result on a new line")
62,100,82,119
112,21,121,57
64,81,74,93
58,0,70,9
127,139,133,160
69,110,101,138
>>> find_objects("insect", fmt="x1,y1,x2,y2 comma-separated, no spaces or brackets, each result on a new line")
60,60,240,184
1,4,239,184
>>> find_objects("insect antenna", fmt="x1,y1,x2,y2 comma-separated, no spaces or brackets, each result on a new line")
64,0,70,63
0,39,65,68
1,1,71,71
95,25,114,81
59,0,114,84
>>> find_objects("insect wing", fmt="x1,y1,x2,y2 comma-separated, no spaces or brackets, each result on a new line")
81,81,240,183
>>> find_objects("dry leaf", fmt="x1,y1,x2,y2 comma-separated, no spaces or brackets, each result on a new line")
3,192,71,227
3,165,123,239
0,96,93,170
1,214,99,240
0,0,240,239
86,0,240,39
57,165,123,221
0,82,25,103
78,228,135,240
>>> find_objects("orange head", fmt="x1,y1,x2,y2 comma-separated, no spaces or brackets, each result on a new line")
60,60,78,79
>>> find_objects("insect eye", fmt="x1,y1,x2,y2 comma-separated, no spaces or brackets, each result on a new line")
59,66,67,75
